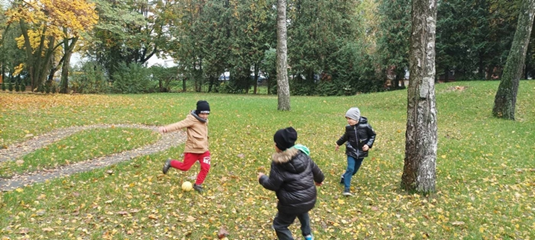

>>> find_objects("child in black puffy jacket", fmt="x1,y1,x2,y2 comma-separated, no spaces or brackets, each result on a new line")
335,107,376,196
258,127,324,240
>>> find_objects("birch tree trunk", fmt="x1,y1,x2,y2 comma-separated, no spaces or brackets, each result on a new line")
276,0,290,111
402,0,438,193
492,0,535,120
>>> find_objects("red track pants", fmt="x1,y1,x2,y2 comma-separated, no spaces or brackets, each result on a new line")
170,151,211,185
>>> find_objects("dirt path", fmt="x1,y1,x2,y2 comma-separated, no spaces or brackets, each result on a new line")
0,124,185,192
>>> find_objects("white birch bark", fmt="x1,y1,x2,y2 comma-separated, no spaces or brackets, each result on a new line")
276,0,290,111
402,0,438,193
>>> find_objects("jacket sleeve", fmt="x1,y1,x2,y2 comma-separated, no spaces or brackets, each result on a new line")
165,117,195,132
336,129,348,146
259,163,283,192
366,124,376,148
310,160,325,184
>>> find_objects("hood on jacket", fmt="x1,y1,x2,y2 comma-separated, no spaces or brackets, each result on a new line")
190,110,207,123
358,116,369,125
271,148,307,174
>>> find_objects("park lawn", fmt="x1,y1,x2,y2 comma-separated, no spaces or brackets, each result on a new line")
0,81,534,239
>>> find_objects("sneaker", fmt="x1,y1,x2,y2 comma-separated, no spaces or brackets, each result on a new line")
343,190,352,196
304,234,314,240
193,184,203,193
340,175,344,184
162,159,171,174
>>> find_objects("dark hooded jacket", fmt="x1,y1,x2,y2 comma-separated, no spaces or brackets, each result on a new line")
259,148,325,215
336,116,376,159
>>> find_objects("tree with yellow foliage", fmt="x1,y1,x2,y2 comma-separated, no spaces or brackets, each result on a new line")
6,0,97,92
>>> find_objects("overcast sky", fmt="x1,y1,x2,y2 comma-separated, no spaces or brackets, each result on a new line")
70,53,177,68
0,0,9,10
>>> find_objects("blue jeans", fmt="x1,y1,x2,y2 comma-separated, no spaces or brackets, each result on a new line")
343,156,364,191
273,211,311,240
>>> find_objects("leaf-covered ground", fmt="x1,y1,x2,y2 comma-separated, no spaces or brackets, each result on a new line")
0,81,534,239
0,124,185,191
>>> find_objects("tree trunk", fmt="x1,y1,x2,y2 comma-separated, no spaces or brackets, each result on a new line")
41,35,56,91
492,0,535,120
197,58,203,92
397,68,405,88
402,0,438,194
20,20,55,91
19,20,37,90
47,67,58,86
253,63,258,94
1,63,4,84
60,36,78,94
182,67,187,92
60,51,73,93
1,37,5,84
276,0,290,110
208,76,215,93
478,53,485,80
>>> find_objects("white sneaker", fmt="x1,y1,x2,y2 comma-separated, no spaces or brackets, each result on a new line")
343,191,352,196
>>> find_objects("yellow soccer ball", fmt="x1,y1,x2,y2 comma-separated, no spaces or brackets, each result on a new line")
182,181,193,191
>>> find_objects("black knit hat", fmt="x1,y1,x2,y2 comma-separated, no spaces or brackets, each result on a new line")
195,100,210,114
274,127,297,151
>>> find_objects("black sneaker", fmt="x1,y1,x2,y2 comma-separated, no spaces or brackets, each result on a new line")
340,176,344,184
193,184,203,193
162,159,171,174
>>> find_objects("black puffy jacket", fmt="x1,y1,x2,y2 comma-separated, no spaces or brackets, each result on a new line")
259,148,325,215
336,116,376,159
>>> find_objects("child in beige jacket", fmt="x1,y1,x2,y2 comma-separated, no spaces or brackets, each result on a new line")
160,100,211,193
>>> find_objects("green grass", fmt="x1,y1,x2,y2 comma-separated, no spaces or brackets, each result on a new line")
0,81,534,239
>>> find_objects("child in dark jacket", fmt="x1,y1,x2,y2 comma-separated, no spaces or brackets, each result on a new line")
335,107,376,196
258,127,325,240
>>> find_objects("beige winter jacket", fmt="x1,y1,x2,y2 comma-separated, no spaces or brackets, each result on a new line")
164,112,209,154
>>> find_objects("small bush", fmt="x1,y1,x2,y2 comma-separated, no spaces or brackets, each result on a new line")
315,81,343,96
150,66,178,92
1,83,5,91
112,62,155,94
71,62,109,94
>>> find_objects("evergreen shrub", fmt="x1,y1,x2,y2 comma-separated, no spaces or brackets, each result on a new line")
71,62,109,94
112,62,155,93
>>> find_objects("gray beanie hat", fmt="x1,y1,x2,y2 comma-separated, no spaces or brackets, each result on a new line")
345,107,361,121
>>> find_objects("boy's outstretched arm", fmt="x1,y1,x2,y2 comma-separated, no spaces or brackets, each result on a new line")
159,117,195,134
